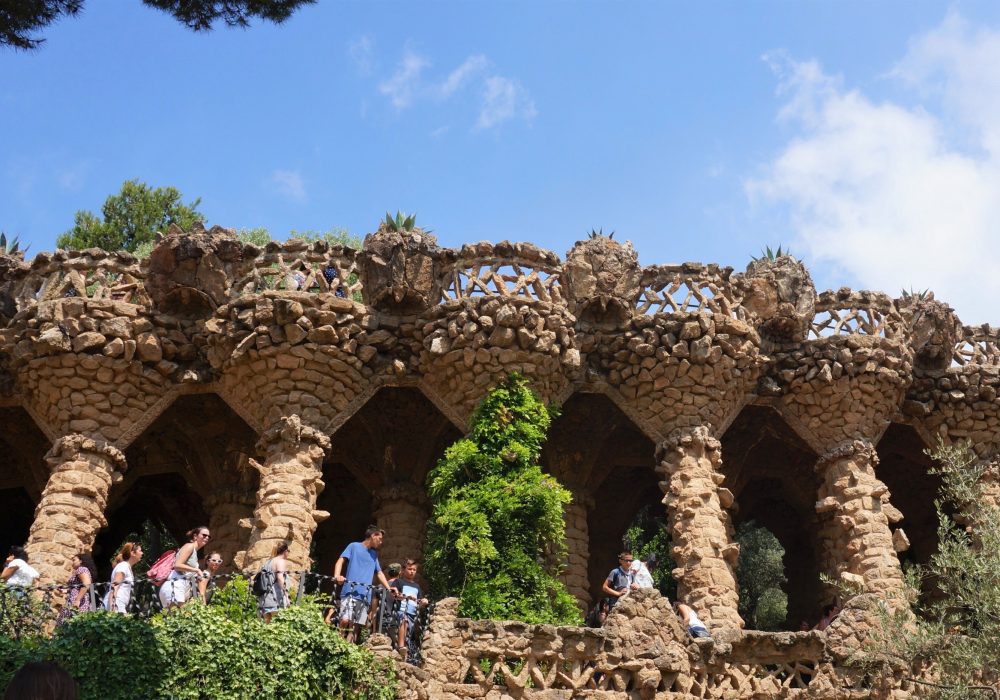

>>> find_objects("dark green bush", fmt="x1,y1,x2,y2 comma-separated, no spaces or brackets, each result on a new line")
1,602,395,700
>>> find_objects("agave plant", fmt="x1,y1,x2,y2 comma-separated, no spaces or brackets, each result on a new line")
900,287,932,300
587,227,615,240
383,210,418,233
0,232,26,257
751,245,791,262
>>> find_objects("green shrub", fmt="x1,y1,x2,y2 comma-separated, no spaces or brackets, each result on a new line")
425,373,581,625
1,604,396,700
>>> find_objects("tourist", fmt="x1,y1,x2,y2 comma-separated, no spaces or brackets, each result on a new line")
104,542,142,613
55,553,96,625
630,552,658,589
256,541,290,622
331,526,392,642
3,660,78,700
814,599,841,631
598,551,636,625
198,551,224,603
673,601,711,639
385,562,402,586
391,559,429,656
1,546,40,597
158,526,211,610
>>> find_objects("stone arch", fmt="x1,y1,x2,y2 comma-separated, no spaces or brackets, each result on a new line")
721,404,822,629
98,393,257,572
541,392,658,608
313,386,463,577
875,423,940,570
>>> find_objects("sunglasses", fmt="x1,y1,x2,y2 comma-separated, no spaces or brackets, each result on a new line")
198,533,212,539
208,560,222,565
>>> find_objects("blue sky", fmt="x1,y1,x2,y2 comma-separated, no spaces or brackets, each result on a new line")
3,1,1000,322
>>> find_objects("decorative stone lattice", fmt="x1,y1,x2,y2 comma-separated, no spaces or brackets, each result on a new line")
2,228,998,699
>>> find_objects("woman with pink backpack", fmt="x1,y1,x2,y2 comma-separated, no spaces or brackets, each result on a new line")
157,526,212,610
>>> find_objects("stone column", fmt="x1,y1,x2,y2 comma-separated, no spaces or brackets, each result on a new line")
237,415,331,574
204,487,256,574
25,435,127,586
372,483,430,568
656,426,742,631
814,440,904,597
561,491,593,611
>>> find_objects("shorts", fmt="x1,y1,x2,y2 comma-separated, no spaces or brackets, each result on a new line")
689,625,711,639
396,609,418,627
158,576,192,608
339,596,369,625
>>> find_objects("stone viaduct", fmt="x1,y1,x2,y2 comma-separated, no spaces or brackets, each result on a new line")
0,223,994,656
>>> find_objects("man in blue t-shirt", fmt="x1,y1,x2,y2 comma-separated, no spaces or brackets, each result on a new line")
332,526,392,642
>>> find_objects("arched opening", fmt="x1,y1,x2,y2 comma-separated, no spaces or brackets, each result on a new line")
0,488,35,560
721,405,821,630
876,423,941,574
541,393,660,608
98,394,257,576
0,407,51,557
315,387,461,580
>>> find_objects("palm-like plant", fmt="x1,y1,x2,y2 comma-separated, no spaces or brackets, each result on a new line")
0,232,26,257
383,210,418,233
751,245,791,261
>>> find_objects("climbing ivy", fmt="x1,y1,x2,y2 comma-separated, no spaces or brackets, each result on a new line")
424,373,581,624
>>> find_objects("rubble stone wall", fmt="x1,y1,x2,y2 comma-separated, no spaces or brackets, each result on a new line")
1,226,995,698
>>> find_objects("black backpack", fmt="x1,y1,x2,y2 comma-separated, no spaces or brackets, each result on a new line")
252,561,273,597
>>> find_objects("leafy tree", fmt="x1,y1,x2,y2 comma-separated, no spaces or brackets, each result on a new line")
623,504,676,599
424,373,581,624
854,440,1000,699
735,520,788,630
57,179,203,253
2,0,314,51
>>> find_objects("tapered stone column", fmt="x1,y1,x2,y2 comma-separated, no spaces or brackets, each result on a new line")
373,483,429,568
815,440,904,597
657,426,742,630
205,487,256,574
25,435,127,586
238,415,331,573
561,491,593,610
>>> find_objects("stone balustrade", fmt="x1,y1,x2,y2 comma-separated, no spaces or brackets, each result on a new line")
14,248,148,309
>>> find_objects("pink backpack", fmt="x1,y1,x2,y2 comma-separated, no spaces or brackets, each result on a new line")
147,549,177,586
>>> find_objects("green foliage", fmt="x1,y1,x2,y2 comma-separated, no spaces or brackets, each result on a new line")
382,210,418,233
853,440,1000,698
237,227,274,247
623,504,676,599
735,521,788,630
0,586,56,639
900,287,932,300
290,227,361,248
587,227,615,240
207,575,259,624
0,232,26,257
1,603,395,700
2,0,313,51
751,244,791,261
57,179,204,253
425,374,581,624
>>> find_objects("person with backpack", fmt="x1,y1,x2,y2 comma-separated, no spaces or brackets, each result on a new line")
255,541,290,622
157,526,211,610
598,551,637,625
332,526,392,642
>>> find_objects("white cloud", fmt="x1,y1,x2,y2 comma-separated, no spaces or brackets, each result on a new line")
348,35,375,76
748,20,1000,324
372,50,534,129
477,76,537,130
378,49,429,110
438,54,489,97
270,169,307,203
